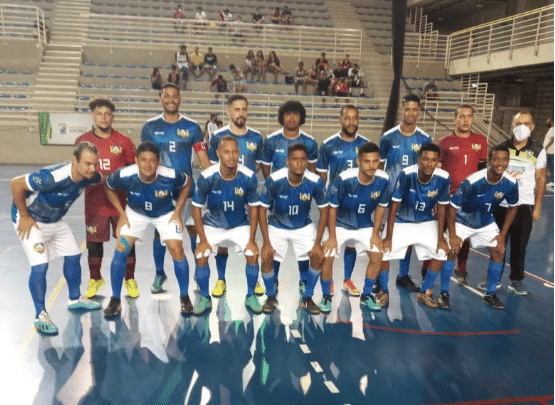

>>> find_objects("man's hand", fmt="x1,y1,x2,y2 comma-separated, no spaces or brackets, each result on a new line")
449,234,463,255
261,241,275,263
308,243,324,265
370,234,384,252
245,240,260,260
169,210,184,232
195,239,212,259
437,237,449,256
322,237,338,257
17,215,38,240
382,237,392,254
532,205,542,221
491,234,506,255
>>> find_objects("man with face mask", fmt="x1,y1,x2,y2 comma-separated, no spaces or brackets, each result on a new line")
479,111,546,296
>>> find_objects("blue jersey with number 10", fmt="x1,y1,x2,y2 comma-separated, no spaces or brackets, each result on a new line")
261,129,319,173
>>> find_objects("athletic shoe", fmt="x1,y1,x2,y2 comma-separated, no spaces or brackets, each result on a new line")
360,295,381,311
85,278,105,298
151,274,167,294
319,295,332,314
453,268,468,285
396,275,419,292
254,282,265,296
438,293,450,309
274,279,279,296
245,295,263,313
193,296,212,316
299,280,307,295
477,280,501,292
104,297,122,317
376,291,389,307
483,293,505,309
509,280,528,296
262,296,278,313
180,295,193,314
124,279,139,298
34,311,58,335
212,279,226,297
342,279,361,296
372,280,381,294
68,296,101,311
300,297,320,314
417,292,439,308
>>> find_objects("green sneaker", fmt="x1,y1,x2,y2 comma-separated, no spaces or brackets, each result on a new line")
509,280,528,296
34,311,58,335
245,294,263,314
151,274,167,294
299,280,306,295
68,296,101,311
193,296,212,316
319,295,332,314
360,295,381,311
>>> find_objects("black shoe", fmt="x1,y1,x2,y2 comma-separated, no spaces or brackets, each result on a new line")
483,293,505,309
274,280,279,296
104,297,122,317
262,296,278,313
372,279,381,294
396,275,419,292
180,295,193,314
438,293,450,309
454,268,468,285
300,297,320,314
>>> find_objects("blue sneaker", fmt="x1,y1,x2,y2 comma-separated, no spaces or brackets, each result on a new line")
34,311,58,335
193,296,212,316
360,295,381,311
245,294,263,314
68,296,101,311
151,274,167,294
319,295,332,314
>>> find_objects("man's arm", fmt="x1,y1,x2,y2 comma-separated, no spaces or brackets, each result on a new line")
322,206,338,256
193,205,211,258
11,176,37,239
383,200,400,252
435,204,449,254
371,205,386,252
245,205,259,258
533,167,546,221
196,149,212,170
262,164,271,179
447,204,462,255
170,176,192,230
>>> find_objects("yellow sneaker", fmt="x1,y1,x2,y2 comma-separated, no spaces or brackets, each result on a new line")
212,279,226,298
86,278,105,298
254,281,265,296
124,279,140,298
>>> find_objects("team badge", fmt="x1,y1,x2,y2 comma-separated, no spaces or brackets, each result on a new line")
370,191,381,199
32,176,42,185
235,187,244,196
427,189,438,198
155,190,168,198
110,146,122,155
87,226,98,235
177,129,189,138
246,142,257,151
299,193,310,201
33,243,45,253
412,144,422,152
471,143,482,151
494,191,505,199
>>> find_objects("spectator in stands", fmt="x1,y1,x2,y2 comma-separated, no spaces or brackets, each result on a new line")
172,5,186,34
204,113,219,144
167,65,180,86
254,50,266,82
202,47,218,80
232,16,245,42
341,54,352,71
544,117,554,188
230,64,246,93
252,7,265,27
280,6,293,25
317,62,332,103
224,9,233,23
218,9,228,27
423,79,439,100
294,61,308,94
151,67,163,90
305,63,319,94
348,63,366,97
266,51,284,83
315,52,328,72
271,8,281,24
331,61,348,95
194,6,206,34
334,78,349,103
190,47,204,78
210,74,228,99
175,45,189,90
244,50,256,81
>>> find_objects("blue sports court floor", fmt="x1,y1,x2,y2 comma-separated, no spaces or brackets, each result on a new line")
1,165,553,405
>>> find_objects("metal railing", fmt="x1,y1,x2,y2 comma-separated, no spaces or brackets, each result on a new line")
0,3,46,47
404,32,448,64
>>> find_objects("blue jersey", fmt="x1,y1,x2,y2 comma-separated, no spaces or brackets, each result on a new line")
106,165,188,218
261,129,318,173
450,169,519,229
328,168,390,230
316,132,370,185
193,164,259,229
11,162,101,224
140,113,204,178
208,125,263,172
259,168,328,230
379,125,431,196
392,165,450,224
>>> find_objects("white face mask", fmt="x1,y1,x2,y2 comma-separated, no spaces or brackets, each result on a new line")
513,124,531,142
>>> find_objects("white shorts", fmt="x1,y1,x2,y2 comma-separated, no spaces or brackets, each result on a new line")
383,220,447,261
120,208,183,245
269,224,315,262
179,197,194,227
449,222,500,248
333,226,380,257
202,225,251,255
13,219,81,266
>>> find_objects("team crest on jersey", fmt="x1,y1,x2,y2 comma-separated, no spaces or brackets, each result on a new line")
177,129,189,138
32,176,42,185
110,146,122,155
235,187,244,196
246,142,257,151
494,191,505,199
86,226,98,235
370,191,381,199
155,190,168,198
427,189,438,198
471,144,482,151
33,243,45,253
299,193,311,201
412,144,422,152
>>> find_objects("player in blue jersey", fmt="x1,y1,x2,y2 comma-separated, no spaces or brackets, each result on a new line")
320,142,390,313
192,135,262,315
316,104,370,297
382,143,451,308
11,142,103,334
103,142,193,316
446,145,519,309
141,83,211,295
379,94,432,293
261,100,318,178
207,94,264,297
259,143,328,314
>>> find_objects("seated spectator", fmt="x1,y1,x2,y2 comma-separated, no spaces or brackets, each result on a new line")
229,64,246,93
423,79,439,100
266,51,284,82
334,78,349,102
348,63,366,96
175,45,189,89
317,62,332,102
210,74,228,98
243,50,256,81
202,47,218,80
172,5,186,34
254,50,266,82
331,61,348,95
232,16,245,42
271,8,281,24
190,46,204,78
194,6,206,34
151,67,163,90
224,9,233,23
294,61,308,94
252,7,265,26
304,63,319,94
218,9,227,27
280,6,293,25
340,54,352,71
315,52,328,72
167,65,180,86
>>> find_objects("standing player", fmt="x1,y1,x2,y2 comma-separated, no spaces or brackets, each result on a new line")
208,94,264,297
316,105,370,296
76,98,137,299
192,135,261,315
379,94,431,292
261,100,318,178
11,142,102,334
103,142,193,316
382,143,450,308
447,145,519,309
259,143,328,314
141,83,211,295
320,142,389,313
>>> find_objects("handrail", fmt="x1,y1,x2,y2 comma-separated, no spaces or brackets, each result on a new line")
0,4,46,48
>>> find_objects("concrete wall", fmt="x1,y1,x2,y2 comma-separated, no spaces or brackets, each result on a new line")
1,41,42,72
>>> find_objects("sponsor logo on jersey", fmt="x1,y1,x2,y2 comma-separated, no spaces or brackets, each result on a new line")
155,190,169,198
110,146,123,155
494,191,505,199
177,129,189,138
392,145,400,149
427,189,438,198
279,195,288,199
299,193,311,201
86,225,98,235
211,190,222,194
276,149,285,153
333,150,343,155
471,143,482,151
246,142,257,151
371,191,381,199
154,131,165,135
33,243,45,253
348,193,358,198
411,144,422,152
235,187,244,196
449,146,459,150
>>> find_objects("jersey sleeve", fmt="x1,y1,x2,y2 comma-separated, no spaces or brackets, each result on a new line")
192,175,208,207
379,135,388,162
140,123,150,143
26,169,56,192
314,177,328,207
327,176,341,207
208,134,219,163
174,171,189,190
316,143,329,173
106,168,125,190
246,173,259,206
258,177,273,208
255,135,263,164
260,137,273,165
438,175,451,204
308,139,319,163
191,123,205,148
505,182,519,207
450,179,469,209
391,170,406,202
378,176,391,206
537,148,547,169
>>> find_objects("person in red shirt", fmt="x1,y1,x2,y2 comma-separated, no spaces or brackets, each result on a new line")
76,98,137,298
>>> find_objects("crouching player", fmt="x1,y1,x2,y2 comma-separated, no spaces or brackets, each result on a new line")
258,143,328,314
320,142,390,313
445,145,518,309
103,142,193,316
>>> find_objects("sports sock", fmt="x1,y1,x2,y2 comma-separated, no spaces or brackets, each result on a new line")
63,254,82,300
273,260,281,280
457,240,470,273
153,237,166,276
245,263,259,296
440,260,456,294
87,241,103,280
173,258,190,296
189,236,197,256
321,278,332,296
486,262,504,294
216,253,228,281
420,269,440,293
29,263,48,317
262,270,276,297
110,250,128,299
362,277,377,297
303,267,320,298
195,264,210,298
397,249,412,278
378,270,390,293
343,248,357,281
125,246,136,280
298,260,309,283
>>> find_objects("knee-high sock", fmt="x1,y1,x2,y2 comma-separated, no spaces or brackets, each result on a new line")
440,260,456,294
298,260,309,283
362,277,377,297
303,267,320,298
420,269,440,293
110,250,128,299
216,253,228,281
457,240,470,272
378,270,390,293
173,258,190,296
320,278,332,297
63,254,82,300
343,248,357,280
262,270,276,297
29,263,48,317
87,241,103,280
195,264,210,298
486,262,504,295
246,264,259,296
398,249,412,278
153,237,166,276
125,246,136,280
189,236,197,257
273,260,281,280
